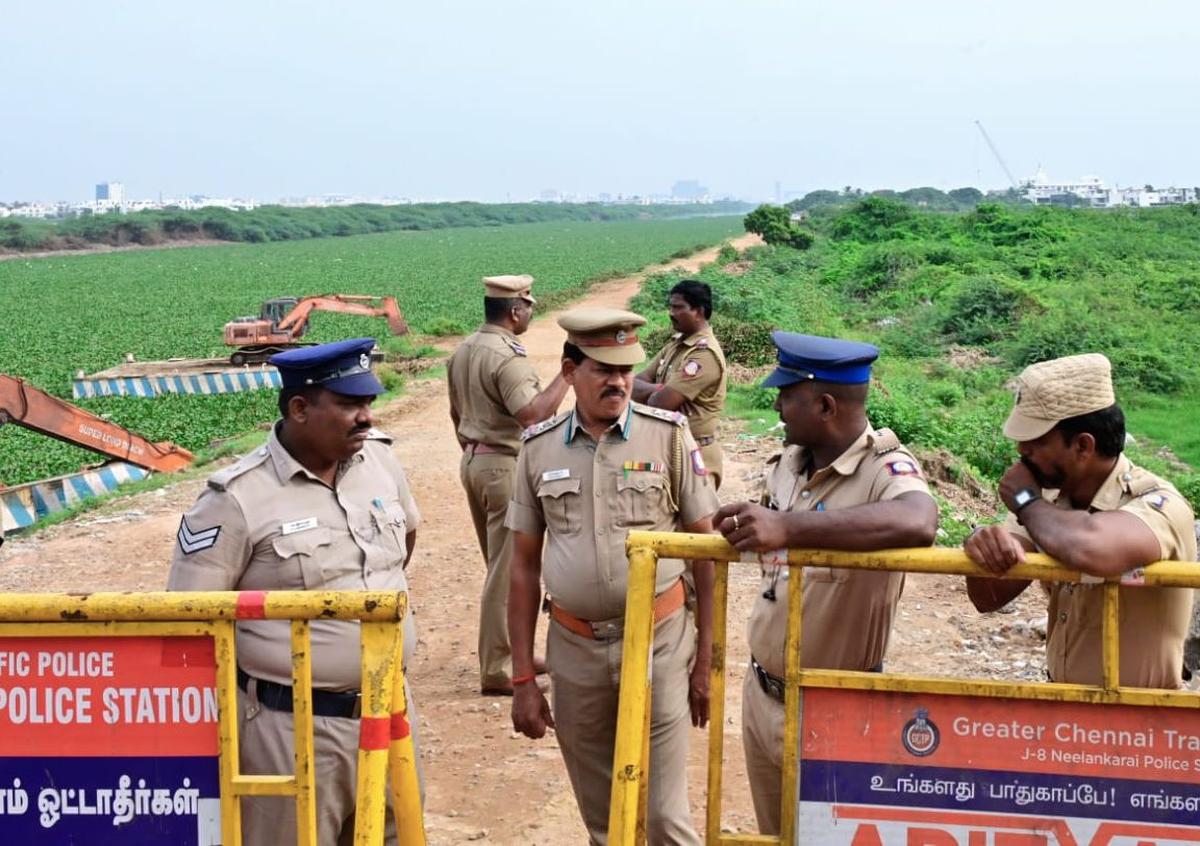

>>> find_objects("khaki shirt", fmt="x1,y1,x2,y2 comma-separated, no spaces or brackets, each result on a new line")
505,402,719,621
447,324,541,454
168,424,421,691
642,328,727,439
1005,454,1196,689
748,426,931,677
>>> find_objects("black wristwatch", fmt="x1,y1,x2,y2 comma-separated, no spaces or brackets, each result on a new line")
1012,487,1041,514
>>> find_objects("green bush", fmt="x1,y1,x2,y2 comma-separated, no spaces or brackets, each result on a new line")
937,275,1026,345
743,204,814,250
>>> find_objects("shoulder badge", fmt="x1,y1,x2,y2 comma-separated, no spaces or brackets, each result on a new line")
365,427,394,444
503,336,528,357
871,428,902,455
521,410,571,442
177,516,220,555
695,337,709,349
207,446,271,492
886,459,921,477
632,403,687,426
1142,491,1169,511
681,359,703,379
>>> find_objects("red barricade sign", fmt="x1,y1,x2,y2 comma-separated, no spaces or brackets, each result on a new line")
0,636,220,843
799,688,1200,846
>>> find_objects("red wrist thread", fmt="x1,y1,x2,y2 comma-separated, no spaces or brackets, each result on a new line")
511,672,537,686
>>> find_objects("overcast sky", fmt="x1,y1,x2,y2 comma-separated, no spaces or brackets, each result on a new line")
3,1,1197,203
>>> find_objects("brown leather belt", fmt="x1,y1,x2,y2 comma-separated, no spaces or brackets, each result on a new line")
466,441,506,455
550,578,685,640
694,435,716,447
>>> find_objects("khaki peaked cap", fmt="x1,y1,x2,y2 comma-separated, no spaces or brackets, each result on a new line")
483,274,536,303
557,307,647,366
1003,353,1116,441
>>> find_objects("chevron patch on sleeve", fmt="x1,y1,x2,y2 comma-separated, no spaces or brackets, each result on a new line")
177,517,221,555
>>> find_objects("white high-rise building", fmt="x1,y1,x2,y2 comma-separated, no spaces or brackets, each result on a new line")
95,182,125,203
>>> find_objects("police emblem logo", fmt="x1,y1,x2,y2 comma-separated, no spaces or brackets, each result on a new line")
690,448,708,476
359,353,370,370
1143,492,1168,510
615,330,627,344
682,359,702,379
901,708,939,757
887,460,920,477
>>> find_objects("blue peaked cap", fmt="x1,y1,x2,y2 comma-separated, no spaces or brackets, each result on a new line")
762,331,879,388
269,337,385,396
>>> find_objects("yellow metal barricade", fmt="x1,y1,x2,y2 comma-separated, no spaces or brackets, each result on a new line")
609,532,1200,846
0,590,426,845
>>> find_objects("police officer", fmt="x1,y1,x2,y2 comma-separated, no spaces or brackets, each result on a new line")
632,279,728,488
506,307,718,846
168,338,421,845
714,332,938,836
965,353,1196,688
447,274,569,694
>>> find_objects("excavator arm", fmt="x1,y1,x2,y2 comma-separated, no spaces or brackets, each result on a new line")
274,295,409,338
0,375,194,474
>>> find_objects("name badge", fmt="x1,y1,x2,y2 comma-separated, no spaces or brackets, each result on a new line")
281,517,319,536
542,468,571,482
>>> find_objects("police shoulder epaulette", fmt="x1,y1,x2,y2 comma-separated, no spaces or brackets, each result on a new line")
365,427,394,445
521,410,571,441
695,336,709,349
207,446,271,492
1121,465,1162,499
870,428,902,455
502,336,528,357
632,403,687,426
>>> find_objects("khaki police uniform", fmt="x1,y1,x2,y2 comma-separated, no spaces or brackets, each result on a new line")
506,401,718,845
743,425,930,835
448,282,542,688
1005,454,1196,689
168,424,421,845
643,328,727,488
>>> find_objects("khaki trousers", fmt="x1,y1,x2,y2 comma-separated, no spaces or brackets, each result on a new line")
237,681,422,846
460,450,517,689
741,669,792,836
547,608,701,846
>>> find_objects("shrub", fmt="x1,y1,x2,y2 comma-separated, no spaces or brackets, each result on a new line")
937,275,1025,345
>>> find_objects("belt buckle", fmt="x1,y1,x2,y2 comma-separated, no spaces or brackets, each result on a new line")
590,619,622,640
350,693,362,719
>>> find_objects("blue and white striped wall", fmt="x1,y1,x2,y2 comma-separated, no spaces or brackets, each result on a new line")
73,369,282,399
0,462,150,532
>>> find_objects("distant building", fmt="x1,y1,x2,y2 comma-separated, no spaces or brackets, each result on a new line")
1021,168,1196,208
671,180,709,201
95,182,124,203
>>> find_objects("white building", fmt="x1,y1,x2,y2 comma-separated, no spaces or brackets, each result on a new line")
1022,168,1197,208
95,181,125,203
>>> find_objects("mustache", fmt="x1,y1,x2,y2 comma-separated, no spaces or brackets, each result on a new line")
349,425,371,436
601,387,626,398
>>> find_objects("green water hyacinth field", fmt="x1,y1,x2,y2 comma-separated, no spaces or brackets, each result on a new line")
0,216,741,485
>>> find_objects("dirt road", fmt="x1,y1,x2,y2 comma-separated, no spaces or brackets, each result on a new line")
0,232,1048,843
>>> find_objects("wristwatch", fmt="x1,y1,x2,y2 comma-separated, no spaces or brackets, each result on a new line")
1012,487,1041,513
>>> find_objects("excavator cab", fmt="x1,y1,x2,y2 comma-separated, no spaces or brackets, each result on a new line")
260,297,301,334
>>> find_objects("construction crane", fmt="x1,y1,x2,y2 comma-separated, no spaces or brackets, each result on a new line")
974,120,1020,191
0,374,194,474
222,294,409,365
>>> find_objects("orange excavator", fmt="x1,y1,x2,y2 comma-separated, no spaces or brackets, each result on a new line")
223,294,409,365
0,374,194,474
